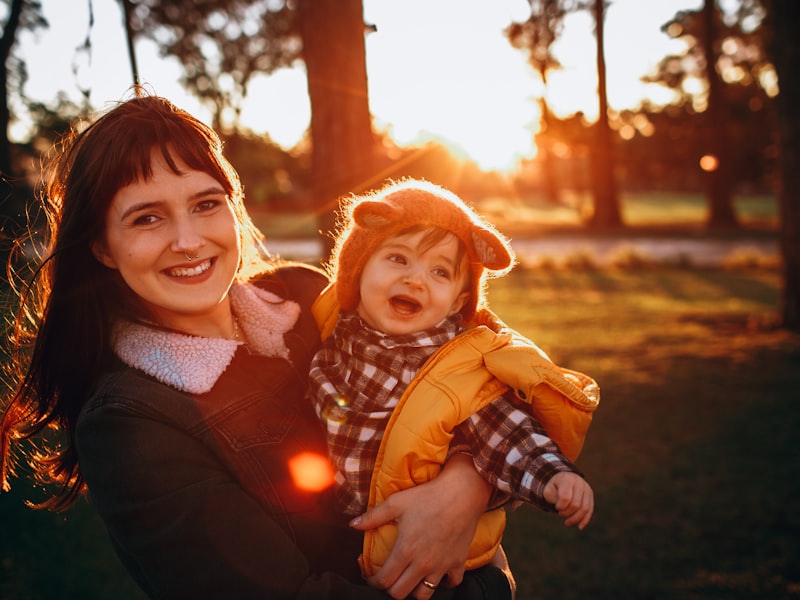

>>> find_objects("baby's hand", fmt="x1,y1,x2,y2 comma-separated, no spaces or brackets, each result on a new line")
543,472,594,530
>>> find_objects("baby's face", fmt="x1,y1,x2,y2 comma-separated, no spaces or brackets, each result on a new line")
357,230,469,336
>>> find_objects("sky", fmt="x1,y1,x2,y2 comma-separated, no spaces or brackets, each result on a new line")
13,0,702,171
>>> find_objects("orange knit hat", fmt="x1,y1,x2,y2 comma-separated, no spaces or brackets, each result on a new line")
327,178,515,323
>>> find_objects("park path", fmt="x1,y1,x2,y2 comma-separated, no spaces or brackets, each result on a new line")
265,234,779,267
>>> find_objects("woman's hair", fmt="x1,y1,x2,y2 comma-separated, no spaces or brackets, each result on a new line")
0,93,271,510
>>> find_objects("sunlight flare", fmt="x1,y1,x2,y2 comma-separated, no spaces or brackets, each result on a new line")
288,452,335,492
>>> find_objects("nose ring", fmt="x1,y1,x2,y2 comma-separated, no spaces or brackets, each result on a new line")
184,252,200,261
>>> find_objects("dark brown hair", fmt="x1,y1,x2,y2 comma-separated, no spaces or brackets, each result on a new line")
0,93,269,510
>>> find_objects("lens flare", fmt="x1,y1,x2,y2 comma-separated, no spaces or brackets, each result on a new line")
288,452,335,492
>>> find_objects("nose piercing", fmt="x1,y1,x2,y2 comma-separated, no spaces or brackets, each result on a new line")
184,252,200,261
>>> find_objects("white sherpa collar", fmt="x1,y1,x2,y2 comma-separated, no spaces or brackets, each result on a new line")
112,282,301,394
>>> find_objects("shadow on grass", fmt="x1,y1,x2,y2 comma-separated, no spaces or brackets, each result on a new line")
0,485,146,599
505,345,800,599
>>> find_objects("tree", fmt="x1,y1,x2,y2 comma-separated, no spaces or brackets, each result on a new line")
0,0,46,177
653,1,774,228
0,0,23,182
120,0,141,88
701,0,739,228
765,0,800,331
0,0,46,272
505,0,574,205
296,0,376,255
130,0,299,132
587,0,622,228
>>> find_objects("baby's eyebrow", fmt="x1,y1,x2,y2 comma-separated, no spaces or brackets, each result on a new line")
380,241,412,252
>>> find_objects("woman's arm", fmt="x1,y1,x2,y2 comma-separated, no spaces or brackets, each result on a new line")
77,402,388,600
350,454,498,599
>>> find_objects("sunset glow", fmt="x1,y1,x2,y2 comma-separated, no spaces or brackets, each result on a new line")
15,0,703,172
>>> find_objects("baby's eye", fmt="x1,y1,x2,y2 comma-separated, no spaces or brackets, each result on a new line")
432,268,452,279
387,253,407,265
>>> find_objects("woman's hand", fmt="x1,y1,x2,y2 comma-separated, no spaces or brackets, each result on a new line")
349,454,491,599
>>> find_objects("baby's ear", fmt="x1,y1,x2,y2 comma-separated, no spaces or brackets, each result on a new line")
352,200,400,229
471,226,513,271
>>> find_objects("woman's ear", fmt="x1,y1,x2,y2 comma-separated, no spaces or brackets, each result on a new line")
91,239,118,269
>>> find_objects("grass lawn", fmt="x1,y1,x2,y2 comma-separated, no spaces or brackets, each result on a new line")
2,266,798,599
250,191,779,240
491,268,800,599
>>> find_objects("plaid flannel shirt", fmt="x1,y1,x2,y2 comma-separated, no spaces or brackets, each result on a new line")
307,312,576,516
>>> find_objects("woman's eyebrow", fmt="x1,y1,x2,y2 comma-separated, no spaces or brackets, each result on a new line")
119,186,226,220
120,200,162,221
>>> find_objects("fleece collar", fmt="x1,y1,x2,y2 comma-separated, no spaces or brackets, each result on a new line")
112,282,301,394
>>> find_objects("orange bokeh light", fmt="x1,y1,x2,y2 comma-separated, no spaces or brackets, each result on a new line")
288,452,335,492
699,154,719,172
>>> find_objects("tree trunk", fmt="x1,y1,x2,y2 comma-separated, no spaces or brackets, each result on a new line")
0,0,24,179
703,0,739,229
588,0,622,229
120,0,141,90
538,65,560,206
769,0,800,331
296,0,376,260
0,0,26,271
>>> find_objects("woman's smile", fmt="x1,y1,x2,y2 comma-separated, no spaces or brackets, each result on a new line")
165,257,214,279
93,150,242,334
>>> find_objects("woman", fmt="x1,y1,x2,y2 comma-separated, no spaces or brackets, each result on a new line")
0,94,513,599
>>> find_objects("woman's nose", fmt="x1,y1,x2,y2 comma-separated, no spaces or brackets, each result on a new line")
171,218,205,258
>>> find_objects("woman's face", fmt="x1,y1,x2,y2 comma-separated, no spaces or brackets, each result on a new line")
93,151,241,333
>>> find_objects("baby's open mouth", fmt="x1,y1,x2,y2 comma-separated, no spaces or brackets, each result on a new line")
389,295,422,315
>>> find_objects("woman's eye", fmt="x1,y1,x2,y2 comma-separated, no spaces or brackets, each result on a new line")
132,214,160,226
195,198,222,213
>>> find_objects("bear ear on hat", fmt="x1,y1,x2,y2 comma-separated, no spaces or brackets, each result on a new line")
471,225,513,271
352,200,400,229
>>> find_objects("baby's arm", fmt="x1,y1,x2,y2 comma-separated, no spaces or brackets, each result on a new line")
453,393,593,528
543,471,594,530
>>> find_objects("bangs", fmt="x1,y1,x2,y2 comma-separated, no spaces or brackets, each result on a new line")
112,118,234,196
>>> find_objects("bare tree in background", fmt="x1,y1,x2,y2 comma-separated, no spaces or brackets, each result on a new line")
0,0,24,184
296,0,376,256
0,0,46,266
0,0,45,179
506,0,573,206
653,2,771,229
130,0,298,133
702,0,739,229
588,0,622,228
766,0,800,331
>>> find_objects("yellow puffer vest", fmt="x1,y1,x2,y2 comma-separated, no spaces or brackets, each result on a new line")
312,285,600,577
